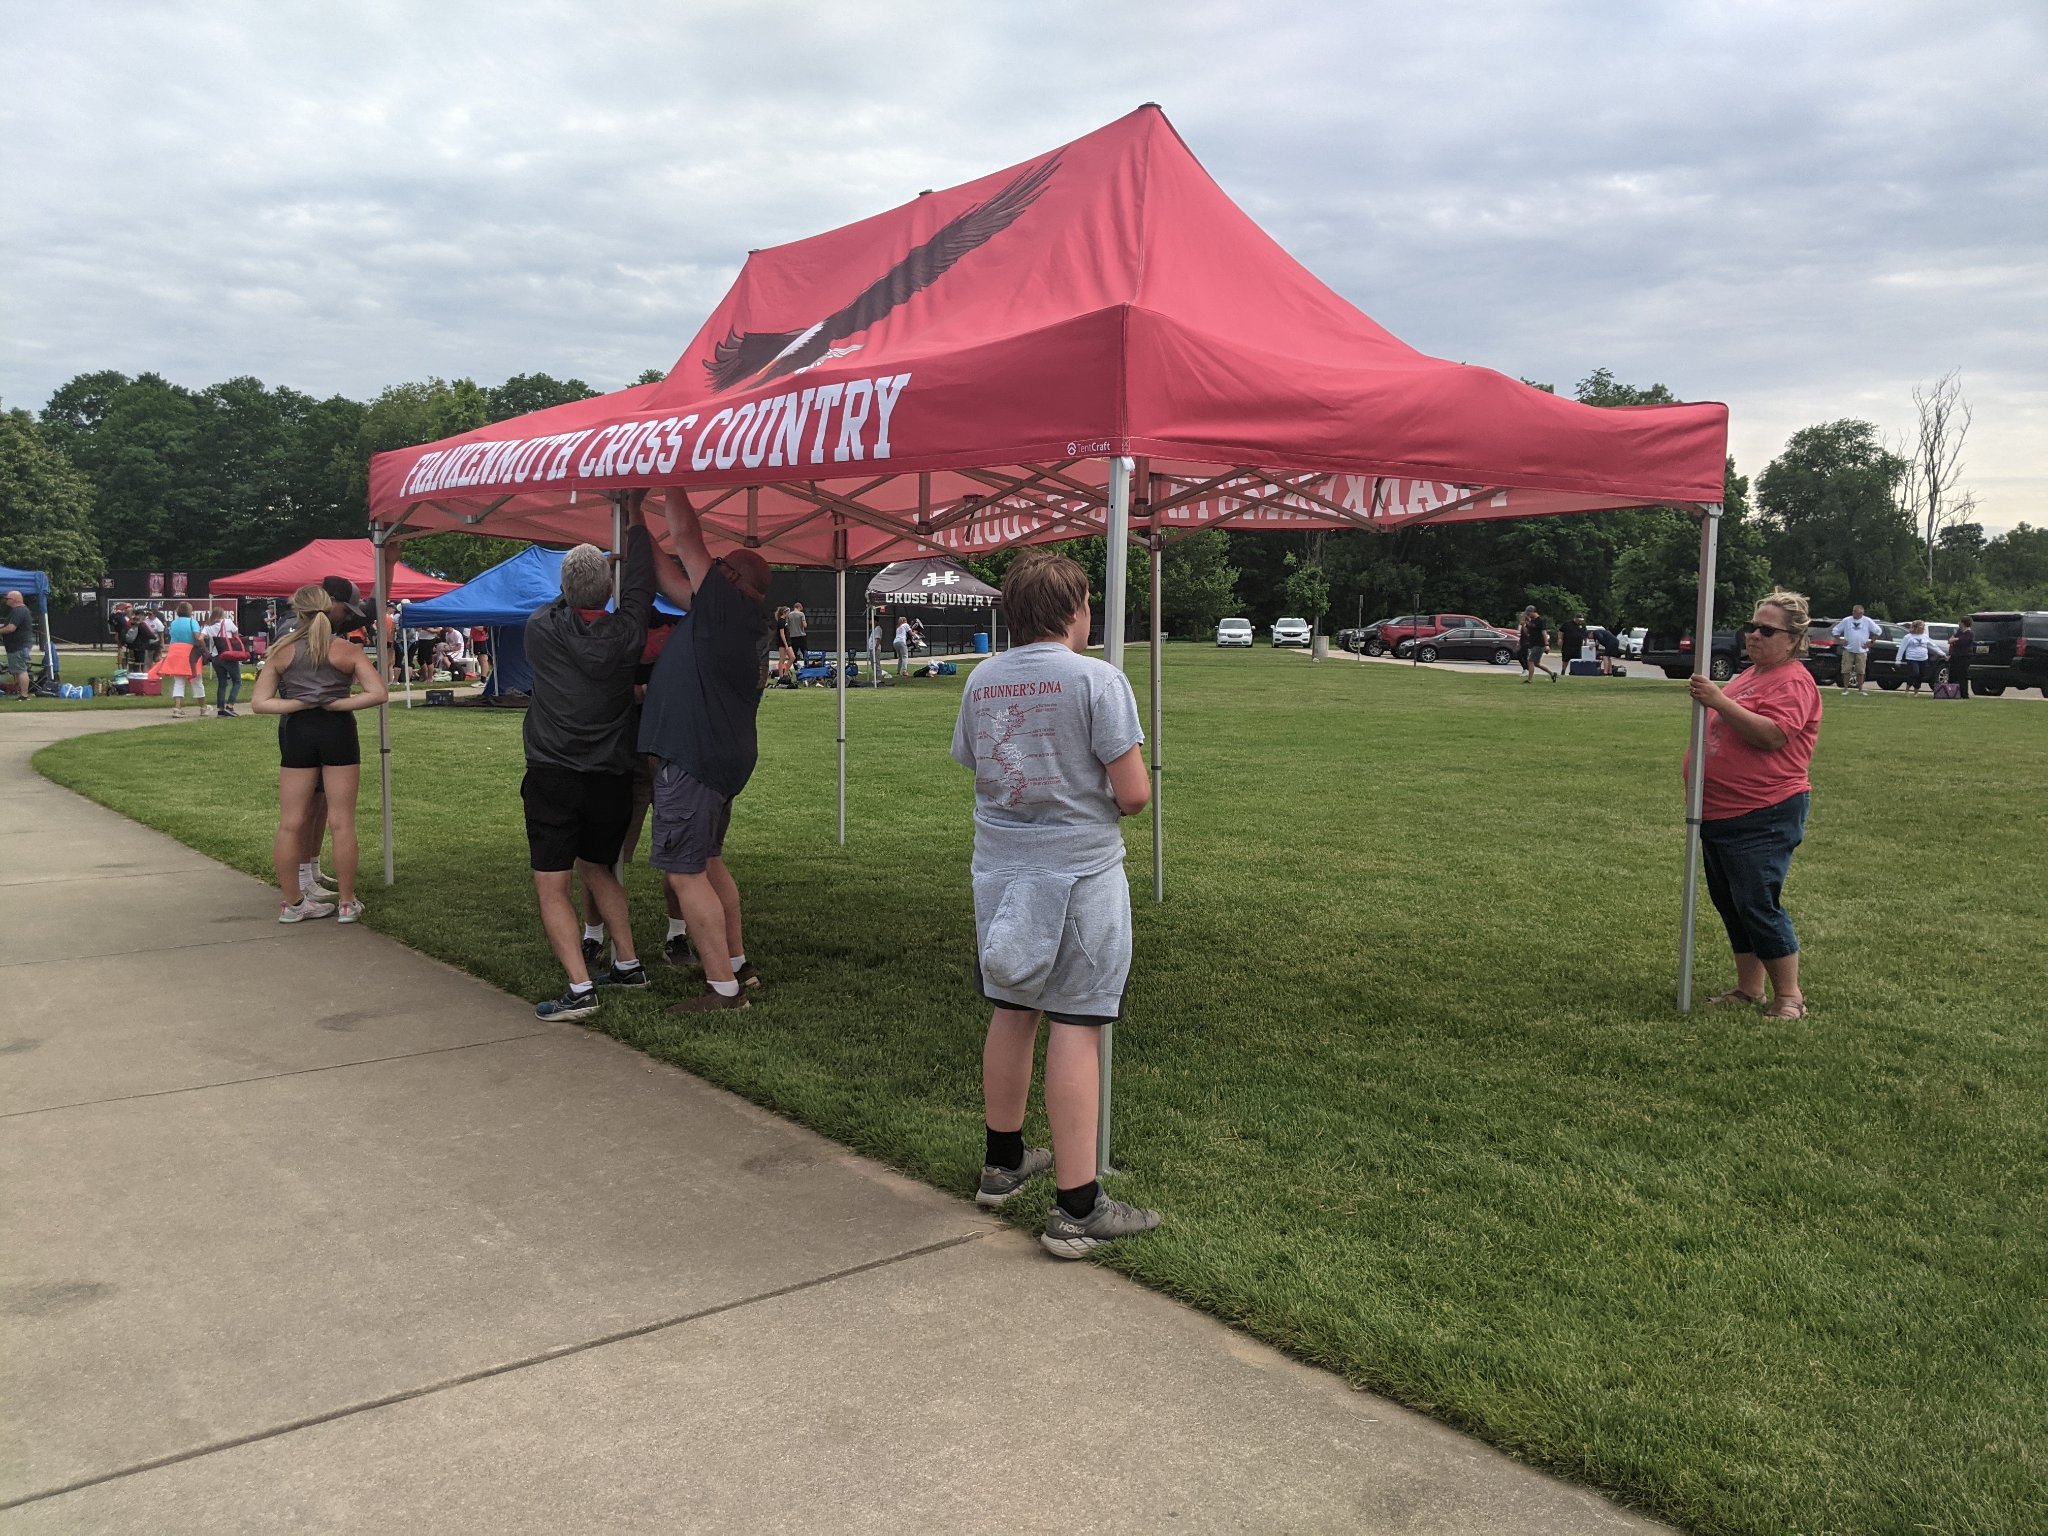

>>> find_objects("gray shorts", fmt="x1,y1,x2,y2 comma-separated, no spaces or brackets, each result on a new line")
650,760,731,876
972,862,1132,1025
4,648,29,677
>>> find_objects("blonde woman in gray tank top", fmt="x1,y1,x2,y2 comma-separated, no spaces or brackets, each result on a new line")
253,583,387,924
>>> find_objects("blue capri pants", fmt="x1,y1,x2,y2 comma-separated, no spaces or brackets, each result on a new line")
1700,792,1808,962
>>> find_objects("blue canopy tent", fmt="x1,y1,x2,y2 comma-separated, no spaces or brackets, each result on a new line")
0,564,58,678
401,546,561,696
400,545,681,697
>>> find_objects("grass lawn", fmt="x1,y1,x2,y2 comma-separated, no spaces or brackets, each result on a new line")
32,649,2046,1535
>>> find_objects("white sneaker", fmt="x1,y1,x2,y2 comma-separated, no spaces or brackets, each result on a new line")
335,899,364,924
279,898,336,923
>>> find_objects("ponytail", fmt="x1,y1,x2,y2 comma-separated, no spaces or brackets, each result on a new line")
280,584,333,668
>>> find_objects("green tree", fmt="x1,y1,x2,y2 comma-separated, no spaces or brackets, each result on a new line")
285,394,370,545
1982,522,2048,607
1155,528,1239,635
1608,460,1772,635
353,378,492,509
65,373,208,569
400,531,528,583
38,369,132,457
634,367,669,386
1756,420,1918,615
0,413,104,595
1281,552,1330,627
488,373,597,423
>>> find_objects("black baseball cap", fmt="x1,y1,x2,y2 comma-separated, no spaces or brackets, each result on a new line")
321,576,369,631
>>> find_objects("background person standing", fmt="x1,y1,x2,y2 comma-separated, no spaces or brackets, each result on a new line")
156,602,208,717
1895,620,1937,694
1948,618,1976,698
1,590,32,701
1518,606,1556,683
1560,613,1588,674
1830,605,1882,694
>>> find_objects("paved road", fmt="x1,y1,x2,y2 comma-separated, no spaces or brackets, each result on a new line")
2,709,1668,1533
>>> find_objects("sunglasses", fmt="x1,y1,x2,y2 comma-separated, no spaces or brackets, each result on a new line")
1741,622,1795,639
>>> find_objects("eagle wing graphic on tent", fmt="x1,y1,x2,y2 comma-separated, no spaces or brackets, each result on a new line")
704,156,1061,393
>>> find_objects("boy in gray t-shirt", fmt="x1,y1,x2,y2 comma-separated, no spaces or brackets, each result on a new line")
950,551,1160,1259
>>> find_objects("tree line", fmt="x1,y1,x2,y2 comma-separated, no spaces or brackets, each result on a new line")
3,364,2042,632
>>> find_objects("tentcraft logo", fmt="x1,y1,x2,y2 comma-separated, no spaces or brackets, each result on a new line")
704,156,1062,393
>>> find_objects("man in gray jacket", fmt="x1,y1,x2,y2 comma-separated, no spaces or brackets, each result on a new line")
522,513,657,1021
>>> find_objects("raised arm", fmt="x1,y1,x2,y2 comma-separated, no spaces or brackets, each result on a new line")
657,487,715,591
644,494,698,611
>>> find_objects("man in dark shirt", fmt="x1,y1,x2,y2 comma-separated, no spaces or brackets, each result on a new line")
522,516,656,1021
1559,614,1588,676
641,487,772,1012
2,592,33,700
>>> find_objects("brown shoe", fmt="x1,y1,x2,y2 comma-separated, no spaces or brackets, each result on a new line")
666,984,750,1014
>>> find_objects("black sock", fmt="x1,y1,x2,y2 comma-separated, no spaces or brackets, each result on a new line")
985,1126,1024,1170
1056,1180,1100,1219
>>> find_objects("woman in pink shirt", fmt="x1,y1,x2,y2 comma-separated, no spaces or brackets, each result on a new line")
1685,590,1823,1019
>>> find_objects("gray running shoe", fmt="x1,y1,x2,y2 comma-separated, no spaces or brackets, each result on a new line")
535,987,600,1022
1041,1193,1161,1259
975,1146,1053,1208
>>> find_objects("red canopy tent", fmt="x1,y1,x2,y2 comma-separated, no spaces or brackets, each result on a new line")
367,106,1734,1066
211,539,458,602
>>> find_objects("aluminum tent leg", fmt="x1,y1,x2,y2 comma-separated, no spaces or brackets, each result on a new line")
1097,456,1134,1178
372,527,396,887
611,496,625,606
1148,528,1164,904
1677,501,1723,1012
836,563,848,846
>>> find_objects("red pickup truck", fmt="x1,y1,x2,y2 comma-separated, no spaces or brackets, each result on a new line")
1355,613,1494,656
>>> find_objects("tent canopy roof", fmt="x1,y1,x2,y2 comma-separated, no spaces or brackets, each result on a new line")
0,564,51,603
369,106,1726,567
401,545,567,628
211,539,457,601
866,557,1001,608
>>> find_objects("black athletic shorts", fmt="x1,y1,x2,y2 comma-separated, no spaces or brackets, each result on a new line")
522,765,634,873
278,710,360,769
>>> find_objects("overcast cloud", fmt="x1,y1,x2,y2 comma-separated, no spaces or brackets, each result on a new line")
4,0,2042,528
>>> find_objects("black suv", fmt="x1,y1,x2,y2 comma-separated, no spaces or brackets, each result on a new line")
1964,612,2048,697
1642,628,1744,681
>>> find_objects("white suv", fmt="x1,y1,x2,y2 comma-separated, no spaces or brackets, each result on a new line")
1271,618,1313,648
1215,618,1254,647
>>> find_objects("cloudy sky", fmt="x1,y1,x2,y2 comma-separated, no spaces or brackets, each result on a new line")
5,1,2042,530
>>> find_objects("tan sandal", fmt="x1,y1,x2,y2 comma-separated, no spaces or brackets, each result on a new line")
1708,989,1764,1007
1761,997,1808,1020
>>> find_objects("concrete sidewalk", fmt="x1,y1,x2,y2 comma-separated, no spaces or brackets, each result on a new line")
2,711,1667,1534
